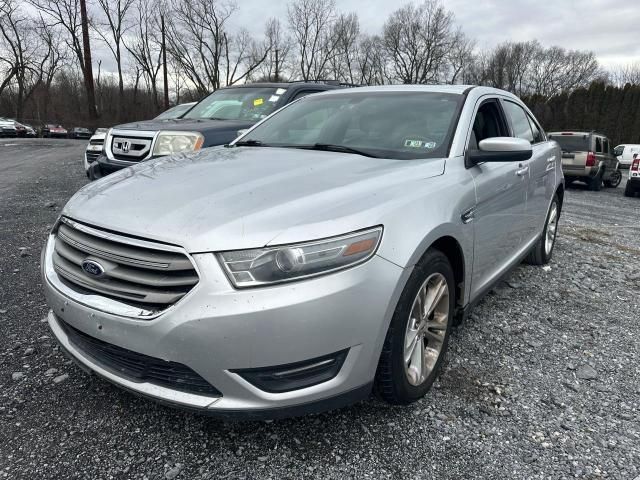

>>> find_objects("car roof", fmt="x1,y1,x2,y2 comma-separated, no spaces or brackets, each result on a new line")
220,82,344,91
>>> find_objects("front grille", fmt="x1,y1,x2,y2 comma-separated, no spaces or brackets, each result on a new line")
111,135,153,162
52,218,198,311
90,138,104,145
60,319,221,396
85,151,100,162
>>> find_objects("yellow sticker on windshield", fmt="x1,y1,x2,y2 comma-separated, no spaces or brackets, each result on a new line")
253,98,264,106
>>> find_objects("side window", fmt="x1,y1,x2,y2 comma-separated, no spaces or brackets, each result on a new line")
469,100,509,150
526,114,544,143
595,137,602,153
613,145,624,156
603,138,609,154
502,101,534,143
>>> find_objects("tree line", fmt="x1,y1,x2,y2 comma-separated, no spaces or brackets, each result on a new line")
1,0,639,142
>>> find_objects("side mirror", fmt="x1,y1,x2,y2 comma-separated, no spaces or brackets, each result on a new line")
467,137,533,166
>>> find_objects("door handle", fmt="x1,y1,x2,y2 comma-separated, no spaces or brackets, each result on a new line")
516,165,529,176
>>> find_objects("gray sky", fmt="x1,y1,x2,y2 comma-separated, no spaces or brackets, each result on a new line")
89,0,639,73
226,0,640,67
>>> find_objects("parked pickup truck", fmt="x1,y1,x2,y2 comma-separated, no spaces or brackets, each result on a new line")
548,131,621,191
88,81,351,180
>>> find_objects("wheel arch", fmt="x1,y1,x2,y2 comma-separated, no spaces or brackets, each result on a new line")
556,182,565,214
429,236,466,311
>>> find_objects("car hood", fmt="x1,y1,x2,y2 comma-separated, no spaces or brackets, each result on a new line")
63,147,445,252
114,118,254,133
113,118,256,148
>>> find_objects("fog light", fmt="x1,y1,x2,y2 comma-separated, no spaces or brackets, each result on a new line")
232,349,349,393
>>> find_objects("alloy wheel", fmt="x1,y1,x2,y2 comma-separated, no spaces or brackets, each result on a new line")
545,202,559,256
403,273,450,386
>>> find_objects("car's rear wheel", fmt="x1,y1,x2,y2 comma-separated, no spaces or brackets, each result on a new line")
525,194,560,265
588,171,603,191
375,249,454,404
604,170,621,188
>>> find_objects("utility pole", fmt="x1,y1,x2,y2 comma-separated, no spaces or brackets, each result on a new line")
79,0,98,123
274,48,279,82
161,15,169,110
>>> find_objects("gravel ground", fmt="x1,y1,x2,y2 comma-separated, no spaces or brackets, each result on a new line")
1,138,639,479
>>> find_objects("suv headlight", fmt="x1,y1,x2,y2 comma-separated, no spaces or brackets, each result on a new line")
218,227,383,287
152,131,204,156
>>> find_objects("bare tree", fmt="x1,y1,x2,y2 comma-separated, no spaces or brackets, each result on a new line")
165,0,269,93
445,28,475,85
287,0,340,80
124,0,162,109
383,0,454,84
355,34,389,85
611,62,640,86
92,0,135,121
26,0,97,120
529,46,599,97
253,18,293,82
327,12,359,83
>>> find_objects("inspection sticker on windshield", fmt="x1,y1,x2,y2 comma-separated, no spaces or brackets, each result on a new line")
404,139,437,149
276,88,286,95
268,95,280,102
253,98,264,106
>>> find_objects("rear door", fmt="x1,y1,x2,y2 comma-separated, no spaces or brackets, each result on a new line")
501,100,556,241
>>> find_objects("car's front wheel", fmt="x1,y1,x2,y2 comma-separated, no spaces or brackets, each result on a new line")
375,248,454,404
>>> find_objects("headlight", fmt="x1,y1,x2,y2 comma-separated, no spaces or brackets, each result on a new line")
218,227,383,287
152,131,204,156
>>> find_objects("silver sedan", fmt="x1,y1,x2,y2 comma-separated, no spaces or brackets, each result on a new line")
42,85,563,418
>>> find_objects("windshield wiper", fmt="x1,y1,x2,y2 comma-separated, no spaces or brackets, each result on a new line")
234,139,267,147
302,143,379,158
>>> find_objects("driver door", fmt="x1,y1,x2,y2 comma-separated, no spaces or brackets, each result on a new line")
467,98,530,298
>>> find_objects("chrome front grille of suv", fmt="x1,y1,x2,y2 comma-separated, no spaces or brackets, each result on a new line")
110,135,153,161
51,218,198,312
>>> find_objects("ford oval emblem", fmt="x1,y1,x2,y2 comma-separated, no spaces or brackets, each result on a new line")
81,259,105,278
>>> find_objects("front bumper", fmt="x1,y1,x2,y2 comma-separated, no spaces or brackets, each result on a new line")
42,234,406,417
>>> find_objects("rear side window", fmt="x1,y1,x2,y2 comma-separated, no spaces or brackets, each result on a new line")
503,101,534,143
549,134,589,152
595,137,602,153
603,138,609,154
527,115,544,143
613,145,624,156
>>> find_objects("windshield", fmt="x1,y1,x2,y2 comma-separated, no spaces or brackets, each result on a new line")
549,134,589,152
236,91,463,160
183,87,286,122
155,103,195,120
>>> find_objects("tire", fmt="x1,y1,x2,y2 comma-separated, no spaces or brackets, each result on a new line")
524,194,560,265
604,170,622,188
624,182,635,197
375,248,455,405
588,171,602,191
